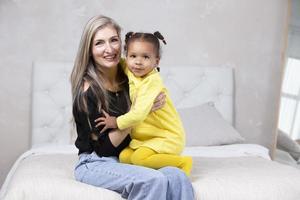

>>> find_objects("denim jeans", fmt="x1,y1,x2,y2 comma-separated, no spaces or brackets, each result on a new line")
74,152,194,200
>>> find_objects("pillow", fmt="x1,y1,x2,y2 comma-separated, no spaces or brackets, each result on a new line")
274,149,298,166
277,129,300,160
178,103,245,146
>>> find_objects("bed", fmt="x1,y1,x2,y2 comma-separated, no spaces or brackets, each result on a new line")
1,62,300,200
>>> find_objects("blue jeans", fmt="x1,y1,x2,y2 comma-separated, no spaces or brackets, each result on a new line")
74,152,194,200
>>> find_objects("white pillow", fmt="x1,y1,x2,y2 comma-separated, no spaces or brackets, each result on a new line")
178,103,245,146
277,129,300,160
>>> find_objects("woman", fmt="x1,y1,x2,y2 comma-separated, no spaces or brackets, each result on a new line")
71,15,194,200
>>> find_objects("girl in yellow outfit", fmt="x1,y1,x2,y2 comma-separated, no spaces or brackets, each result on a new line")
96,31,192,176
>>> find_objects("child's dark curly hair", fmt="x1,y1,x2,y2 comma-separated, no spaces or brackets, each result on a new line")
124,31,167,58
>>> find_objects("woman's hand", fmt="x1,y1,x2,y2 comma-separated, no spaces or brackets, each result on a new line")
95,110,118,133
151,92,166,112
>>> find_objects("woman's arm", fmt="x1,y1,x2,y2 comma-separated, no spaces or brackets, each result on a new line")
108,127,131,147
76,82,130,155
151,92,166,112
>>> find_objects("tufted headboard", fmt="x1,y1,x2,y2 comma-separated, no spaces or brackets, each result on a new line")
31,62,234,147
160,67,234,123
31,62,73,147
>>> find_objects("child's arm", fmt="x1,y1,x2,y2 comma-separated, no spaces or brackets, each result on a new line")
95,74,162,131
117,74,162,130
95,89,166,133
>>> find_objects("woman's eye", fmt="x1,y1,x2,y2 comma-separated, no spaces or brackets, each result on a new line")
111,38,119,43
95,41,104,46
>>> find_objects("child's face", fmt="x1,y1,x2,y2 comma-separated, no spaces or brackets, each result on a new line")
126,41,159,77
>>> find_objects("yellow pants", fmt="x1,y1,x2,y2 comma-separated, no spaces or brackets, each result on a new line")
119,146,193,176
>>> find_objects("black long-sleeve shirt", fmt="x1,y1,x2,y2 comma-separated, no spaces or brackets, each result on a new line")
73,87,131,157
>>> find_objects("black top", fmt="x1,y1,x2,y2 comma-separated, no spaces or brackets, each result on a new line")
73,86,131,157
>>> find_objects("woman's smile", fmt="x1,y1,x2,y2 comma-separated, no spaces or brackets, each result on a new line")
92,25,121,69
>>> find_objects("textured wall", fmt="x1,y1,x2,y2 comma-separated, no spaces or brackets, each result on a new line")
0,0,289,187
288,0,300,59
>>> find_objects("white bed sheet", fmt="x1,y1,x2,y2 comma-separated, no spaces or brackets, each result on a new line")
183,143,271,160
0,143,273,200
0,144,77,199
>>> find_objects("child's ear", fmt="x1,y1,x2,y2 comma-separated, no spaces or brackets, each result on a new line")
156,57,160,66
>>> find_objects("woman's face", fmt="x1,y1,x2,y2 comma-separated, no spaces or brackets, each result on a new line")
91,25,121,69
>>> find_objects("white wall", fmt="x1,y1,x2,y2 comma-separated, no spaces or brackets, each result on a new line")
288,0,300,59
0,0,289,187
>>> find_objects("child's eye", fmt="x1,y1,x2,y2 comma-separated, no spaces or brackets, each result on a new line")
144,56,150,59
130,55,136,58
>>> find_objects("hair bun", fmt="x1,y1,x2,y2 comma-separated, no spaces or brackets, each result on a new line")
125,32,134,44
154,31,167,45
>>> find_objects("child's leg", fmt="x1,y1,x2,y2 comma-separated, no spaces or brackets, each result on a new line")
119,147,134,164
131,147,193,176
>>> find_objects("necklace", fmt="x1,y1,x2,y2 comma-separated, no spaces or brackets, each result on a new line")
105,84,120,97
105,83,119,92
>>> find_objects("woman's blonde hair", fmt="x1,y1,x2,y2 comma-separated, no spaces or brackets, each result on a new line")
70,15,124,114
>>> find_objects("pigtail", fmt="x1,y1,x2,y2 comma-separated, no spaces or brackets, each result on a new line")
154,31,167,45
125,32,134,44
124,32,135,52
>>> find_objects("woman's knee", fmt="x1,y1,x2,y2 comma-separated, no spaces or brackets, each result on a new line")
160,166,187,181
139,169,168,189
129,170,168,199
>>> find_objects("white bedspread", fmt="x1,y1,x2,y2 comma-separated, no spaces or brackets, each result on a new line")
192,157,300,200
1,144,300,200
183,144,271,160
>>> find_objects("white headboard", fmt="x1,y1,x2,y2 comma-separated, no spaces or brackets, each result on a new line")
160,66,233,124
31,62,73,147
31,62,234,147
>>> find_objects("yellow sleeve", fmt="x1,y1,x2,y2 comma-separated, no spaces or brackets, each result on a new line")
117,74,162,130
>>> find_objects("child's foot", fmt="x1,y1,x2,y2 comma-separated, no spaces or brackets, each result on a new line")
181,156,193,176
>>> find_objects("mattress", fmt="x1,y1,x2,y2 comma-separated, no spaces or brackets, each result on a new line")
2,144,300,200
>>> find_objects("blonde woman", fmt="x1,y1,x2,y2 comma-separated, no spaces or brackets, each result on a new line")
71,15,194,200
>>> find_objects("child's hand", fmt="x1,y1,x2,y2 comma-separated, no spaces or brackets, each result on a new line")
95,110,117,133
